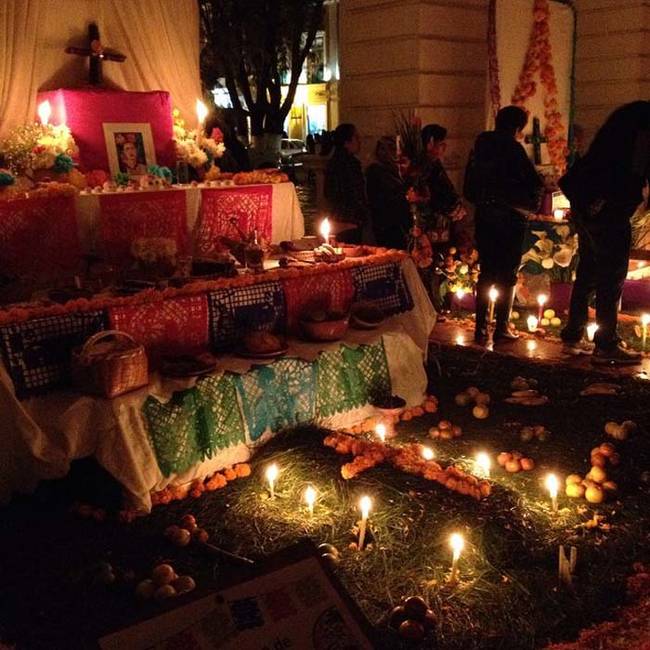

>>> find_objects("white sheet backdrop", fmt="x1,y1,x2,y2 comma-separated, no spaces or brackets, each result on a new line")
0,0,201,138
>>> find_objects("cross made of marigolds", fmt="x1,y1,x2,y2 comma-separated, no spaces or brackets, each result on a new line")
65,23,126,86
525,117,548,166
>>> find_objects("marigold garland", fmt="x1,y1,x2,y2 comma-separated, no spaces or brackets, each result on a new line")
511,0,568,176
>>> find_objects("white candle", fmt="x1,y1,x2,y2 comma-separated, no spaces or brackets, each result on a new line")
265,463,279,499
641,313,650,351
449,532,465,583
421,446,435,461
196,99,208,144
475,452,491,478
304,485,317,515
488,286,498,323
455,334,465,346
586,322,598,342
37,100,52,126
537,294,548,321
375,423,386,444
527,315,539,332
545,473,559,512
358,495,372,550
319,217,331,246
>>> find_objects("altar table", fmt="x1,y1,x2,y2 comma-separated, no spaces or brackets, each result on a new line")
0,254,435,511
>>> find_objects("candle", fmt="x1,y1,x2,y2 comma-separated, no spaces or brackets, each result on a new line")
375,423,386,444
527,315,539,332
545,473,559,512
449,532,465,583
358,495,372,550
586,322,598,342
553,209,564,221
196,99,208,144
488,286,498,323
537,294,548,321
455,334,465,346
421,446,435,461
265,463,279,499
319,217,331,246
304,485,317,515
641,313,650,351
37,100,52,126
475,451,491,478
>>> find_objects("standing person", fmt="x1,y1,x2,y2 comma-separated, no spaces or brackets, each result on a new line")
559,101,650,364
324,124,368,244
464,106,543,343
366,136,411,249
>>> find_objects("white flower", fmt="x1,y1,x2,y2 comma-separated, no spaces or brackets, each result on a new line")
553,245,575,268
541,257,555,269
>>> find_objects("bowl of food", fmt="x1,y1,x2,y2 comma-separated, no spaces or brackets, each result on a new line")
300,310,349,341
239,331,287,358
350,303,384,330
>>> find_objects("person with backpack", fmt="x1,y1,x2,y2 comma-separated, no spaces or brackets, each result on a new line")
464,106,543,344
559,101,650,364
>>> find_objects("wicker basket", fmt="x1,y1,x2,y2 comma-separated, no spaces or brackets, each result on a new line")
72,330,149,398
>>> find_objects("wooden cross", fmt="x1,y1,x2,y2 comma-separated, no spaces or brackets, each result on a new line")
525,117,547,166
65,23,126,86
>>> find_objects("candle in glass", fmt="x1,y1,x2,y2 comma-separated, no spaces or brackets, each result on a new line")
527,315,539,332
358,496,372,550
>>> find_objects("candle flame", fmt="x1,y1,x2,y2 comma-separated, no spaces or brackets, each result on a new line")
586,322,598,342
359,495,372,519
449,532,465,560
38,100,52,126
196,99,208,124
319,217,331,243
475,451,491,477
375,423,386,443
421,446,435,461
265,463,279,483
553,209,564,221
455,334,465,346
527,315,539,332
545,473,559,499
456,288,466,301
488,286,498,302
537,294,548,307
304,485,316,508
641,313,650,327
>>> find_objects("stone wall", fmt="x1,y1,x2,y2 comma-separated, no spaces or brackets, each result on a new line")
574,0,649,142
339,0,489,186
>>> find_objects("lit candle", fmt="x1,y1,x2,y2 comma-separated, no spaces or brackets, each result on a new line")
196,99,208,144
37,100,52,126
456,288,466,307
475,451,491,478
553,209,564,221
586,322,598,342
319,217,331,246
488,286,498,323
537,294,548,321
358,495,372,550
545,473,559,512
449,532,465,583
421,446,435,461
455,334,465,346
304,485,317,515
527,315,539,332
375,423,386,444
641,313,650,351
265,463,279,499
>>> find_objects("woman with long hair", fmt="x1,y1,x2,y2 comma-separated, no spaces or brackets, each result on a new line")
560,101,650,364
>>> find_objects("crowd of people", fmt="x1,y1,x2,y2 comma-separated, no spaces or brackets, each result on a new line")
323,101,650,366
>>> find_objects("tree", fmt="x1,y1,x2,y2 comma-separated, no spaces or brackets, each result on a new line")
200,0,324,142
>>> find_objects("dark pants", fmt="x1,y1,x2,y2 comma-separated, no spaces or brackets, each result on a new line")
561,218,631,351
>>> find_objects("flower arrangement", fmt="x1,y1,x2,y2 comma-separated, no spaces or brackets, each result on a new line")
172,108,225,171
0,123,78,175
520,225,578,282
437,246,480,297
511,0,568,176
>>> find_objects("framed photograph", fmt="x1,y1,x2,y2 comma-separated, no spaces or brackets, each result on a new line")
102,123,156,178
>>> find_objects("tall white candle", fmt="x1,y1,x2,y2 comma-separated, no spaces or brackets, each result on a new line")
586,323,598,342
304,485,316,515
375,423,386,444
265,463,279,499
488,286,498,323
196,99,208,145
545,473,559,512
319,217,331,246
37,100,52,126
449,532,465,583
358,495,372,550
537,294,548,321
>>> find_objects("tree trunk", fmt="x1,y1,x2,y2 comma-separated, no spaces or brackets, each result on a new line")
249,133,282,169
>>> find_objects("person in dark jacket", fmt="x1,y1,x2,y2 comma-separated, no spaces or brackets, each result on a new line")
559,101,650,365
324,124,368,244
464,105,543,343
366,136,411,249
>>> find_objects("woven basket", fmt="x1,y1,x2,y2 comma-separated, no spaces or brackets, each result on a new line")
72,330,148,398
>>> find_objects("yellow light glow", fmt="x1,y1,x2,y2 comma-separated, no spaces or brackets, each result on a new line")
319,217,331,244
553,209,564,221
488,286,498,302
456,288,466,301
37,100,52,126
455,334,466,346
359,495,372,520
526,340,537,352
545,473,559,500
475,451,491,478
527,315,539,332
375,423,386,444
537,294,548,308
421,446,435,461
449,532,465,561
586,323,598,342
304,485,317,513
641,313,650,327
196,99,209,125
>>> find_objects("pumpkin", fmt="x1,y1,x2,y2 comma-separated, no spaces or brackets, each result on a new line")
505,458,522,473
497,452,512,467
472,405,489,419
520,457,535,471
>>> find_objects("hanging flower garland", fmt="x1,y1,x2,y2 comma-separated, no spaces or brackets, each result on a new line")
511,0,568,176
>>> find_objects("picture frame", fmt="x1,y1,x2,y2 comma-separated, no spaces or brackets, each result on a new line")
102,123,156,178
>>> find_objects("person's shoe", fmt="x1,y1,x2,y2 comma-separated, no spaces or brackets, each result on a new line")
591,343,641,366
494,328,519,342
562,340,595,356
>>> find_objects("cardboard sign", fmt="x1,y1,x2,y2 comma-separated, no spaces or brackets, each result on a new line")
99,541,373,649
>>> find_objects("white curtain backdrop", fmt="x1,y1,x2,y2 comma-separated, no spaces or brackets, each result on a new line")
493,0,575,163
0,0,201,138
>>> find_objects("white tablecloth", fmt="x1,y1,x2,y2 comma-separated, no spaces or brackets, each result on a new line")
75,182,305,253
